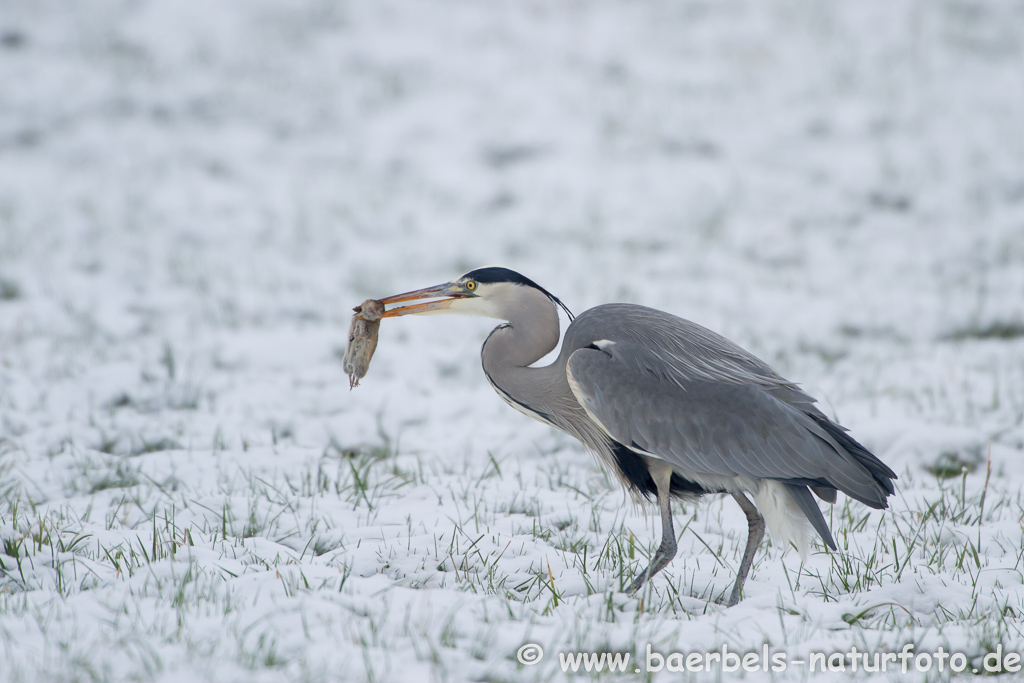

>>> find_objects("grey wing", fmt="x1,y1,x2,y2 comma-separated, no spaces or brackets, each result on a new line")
564,304,827,419
565,339,894,511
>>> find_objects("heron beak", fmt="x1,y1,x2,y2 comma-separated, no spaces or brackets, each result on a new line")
379,283,470,318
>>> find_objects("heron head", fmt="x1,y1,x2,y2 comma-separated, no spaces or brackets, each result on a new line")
380,266,573,321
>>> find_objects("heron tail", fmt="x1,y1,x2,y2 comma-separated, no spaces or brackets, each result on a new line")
809,414,897,508
783,483,838,551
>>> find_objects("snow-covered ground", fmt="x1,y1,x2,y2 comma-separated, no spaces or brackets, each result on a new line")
2,0,1024,680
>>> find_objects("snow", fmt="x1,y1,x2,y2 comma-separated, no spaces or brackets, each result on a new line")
2,0,1024,680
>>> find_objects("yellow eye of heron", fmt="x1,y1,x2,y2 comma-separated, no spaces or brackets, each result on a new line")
466,281,477,291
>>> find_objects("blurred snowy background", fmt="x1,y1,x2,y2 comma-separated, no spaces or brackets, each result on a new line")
2,0,1024,681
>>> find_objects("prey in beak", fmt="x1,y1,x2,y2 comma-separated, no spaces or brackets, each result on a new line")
379,282,474,318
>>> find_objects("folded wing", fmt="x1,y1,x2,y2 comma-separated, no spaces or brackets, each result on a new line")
566,337,896,548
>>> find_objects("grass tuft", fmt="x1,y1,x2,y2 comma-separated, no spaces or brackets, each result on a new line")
943,322,1024,341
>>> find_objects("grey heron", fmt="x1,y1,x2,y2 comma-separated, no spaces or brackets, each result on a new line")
377,266,896,606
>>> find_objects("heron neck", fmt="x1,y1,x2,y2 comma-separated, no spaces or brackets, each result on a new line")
482,326,568,419
480,290,566,415
480,294,613,458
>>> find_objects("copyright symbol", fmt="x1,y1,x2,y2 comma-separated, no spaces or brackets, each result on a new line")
517,643,544,665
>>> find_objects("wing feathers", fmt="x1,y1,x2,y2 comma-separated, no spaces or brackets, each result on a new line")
567,340,895,521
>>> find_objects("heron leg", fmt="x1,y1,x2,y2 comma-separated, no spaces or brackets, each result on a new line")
727,492,765,607
626,462,676,596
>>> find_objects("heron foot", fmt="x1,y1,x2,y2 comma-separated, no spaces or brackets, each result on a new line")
727,581,743,607
625,543,676,596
